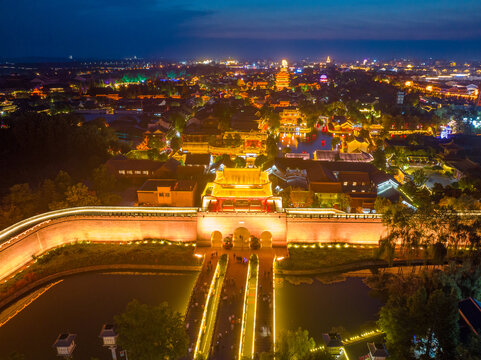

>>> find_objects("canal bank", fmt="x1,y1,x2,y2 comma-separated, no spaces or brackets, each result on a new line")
0,272,198,359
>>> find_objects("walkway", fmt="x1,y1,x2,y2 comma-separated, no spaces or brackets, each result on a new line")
255,251,275,355
210,251,249,359
184,250,219,358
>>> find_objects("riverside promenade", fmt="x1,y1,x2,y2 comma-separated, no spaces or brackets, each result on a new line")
184,250,219,358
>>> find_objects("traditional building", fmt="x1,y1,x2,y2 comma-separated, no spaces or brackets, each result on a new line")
278,107,308,135
345,136,371,153
137,179,197,207
365,342,389,360
202,168,282,212
328,116,354,135
275,68,290,90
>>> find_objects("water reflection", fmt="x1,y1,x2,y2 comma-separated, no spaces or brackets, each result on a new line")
0,272,197,359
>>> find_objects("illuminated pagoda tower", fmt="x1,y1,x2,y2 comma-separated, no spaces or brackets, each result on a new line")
275,59,290,91
201,168,282,212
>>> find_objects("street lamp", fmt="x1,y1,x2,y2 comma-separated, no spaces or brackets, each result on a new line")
53,333,76,359
99,324,118,360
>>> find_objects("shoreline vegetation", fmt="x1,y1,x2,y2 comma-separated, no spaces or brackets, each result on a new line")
0,240,201,307
276,243,470,285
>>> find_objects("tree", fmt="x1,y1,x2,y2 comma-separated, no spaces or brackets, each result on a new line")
114,300,188,360
266,135,279,158
170,112,186,132
268,111,281,132
54,170,73,194
234,156,246,168
1,352,25,360
303,350,333,360
374,197,392,214
412,169,427,187
331,137,340,149
92,165,117,194
255,155,269,168
170,136,183,152
432,242,447,265
147,136,165,151
64,183,100,207
372,149,386,171
336,193,351,212
276,328,316,360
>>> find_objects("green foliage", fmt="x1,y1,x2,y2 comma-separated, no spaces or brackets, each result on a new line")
277,246,375,271
372,148,387,171
0,242,198,302
276,328,316,360
234,156,246,168
336,193,351,212
147,136,165,151
331,137,340,148
170,112,186,132
374,197,392,214
378,281,459,359
302,349,334,360
63,183,101,207
255,154,269,168
0,112,118,189
114,300,189,360
266,135,279,158
0,352,25,360
170,136,183,152
411,169,427,187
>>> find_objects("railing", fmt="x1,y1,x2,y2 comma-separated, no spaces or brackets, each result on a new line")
285,208,383,219
239,254,259,360
194,254,229,359
0,206,198,245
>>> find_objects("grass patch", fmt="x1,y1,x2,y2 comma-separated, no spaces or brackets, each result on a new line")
277,245,377,271
0,240,200,301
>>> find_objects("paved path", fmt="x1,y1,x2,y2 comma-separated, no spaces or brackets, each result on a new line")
184,250,219,358
210,251,249,359
255,252,275,356
184,246,287,359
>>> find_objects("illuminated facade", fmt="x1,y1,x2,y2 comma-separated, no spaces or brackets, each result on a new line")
278,107,308,135
275,62,290,90
202,168,282,212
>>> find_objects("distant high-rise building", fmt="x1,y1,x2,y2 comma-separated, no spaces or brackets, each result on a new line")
397,91,405,105
477,91,481,108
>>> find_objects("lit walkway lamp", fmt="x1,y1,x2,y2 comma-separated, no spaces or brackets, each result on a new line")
53,333,76,359
100,324,118,360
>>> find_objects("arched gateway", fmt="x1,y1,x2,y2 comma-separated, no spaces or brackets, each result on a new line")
211,231,222,247
260,231,273,247
233,227,250,248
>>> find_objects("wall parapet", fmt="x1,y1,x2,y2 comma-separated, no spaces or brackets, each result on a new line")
0,206,199,245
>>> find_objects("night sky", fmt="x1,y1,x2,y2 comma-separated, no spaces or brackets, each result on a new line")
1,0,481,60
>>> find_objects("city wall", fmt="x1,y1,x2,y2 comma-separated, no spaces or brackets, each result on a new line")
286,217,386,244
0,208,385,281
0,215,197,281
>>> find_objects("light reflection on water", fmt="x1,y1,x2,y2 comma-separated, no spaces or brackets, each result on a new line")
0,272,198,359
276,276,384,358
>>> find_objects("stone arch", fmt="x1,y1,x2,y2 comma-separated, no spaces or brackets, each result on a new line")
211,231,223,247
233,227,250,248
260,231,273,247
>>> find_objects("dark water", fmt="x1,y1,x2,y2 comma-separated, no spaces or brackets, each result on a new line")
276,277,383,357
0,272,198,359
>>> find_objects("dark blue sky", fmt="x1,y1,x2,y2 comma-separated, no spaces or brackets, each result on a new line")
1,0,481,60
